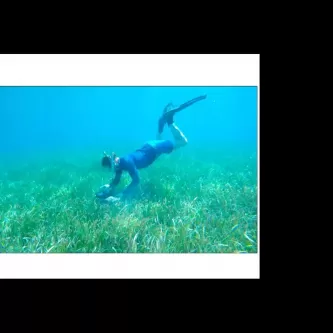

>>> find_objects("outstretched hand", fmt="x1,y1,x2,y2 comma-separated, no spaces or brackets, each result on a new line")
101,196,120,204
95,184,123,204
95,184,113,199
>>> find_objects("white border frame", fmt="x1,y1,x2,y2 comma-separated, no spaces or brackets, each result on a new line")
0,54,260,279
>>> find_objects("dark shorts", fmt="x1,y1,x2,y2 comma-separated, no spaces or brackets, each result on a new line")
145,140,175,155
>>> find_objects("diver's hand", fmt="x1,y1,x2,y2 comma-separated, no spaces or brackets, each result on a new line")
102,196,120,203
95,184,113,199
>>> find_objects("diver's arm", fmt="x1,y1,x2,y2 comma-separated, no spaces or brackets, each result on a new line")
118,162,140,198
96,169,123,199
110,169,122,187
105,169,122,196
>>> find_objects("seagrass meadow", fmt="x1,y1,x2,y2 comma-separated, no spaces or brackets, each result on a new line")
0,86,258,253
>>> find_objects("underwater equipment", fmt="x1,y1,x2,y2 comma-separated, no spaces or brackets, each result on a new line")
177,94,207,111
164,94,207,117
160,94,207,128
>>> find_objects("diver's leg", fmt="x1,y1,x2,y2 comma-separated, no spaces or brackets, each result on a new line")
147,139,174,155
157,117,164,139
157,95,206,137
169,123,188,149
157,111,187,148
157,102,174,138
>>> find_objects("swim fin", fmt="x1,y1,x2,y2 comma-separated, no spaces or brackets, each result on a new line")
175,94,207,113
163,94,207,124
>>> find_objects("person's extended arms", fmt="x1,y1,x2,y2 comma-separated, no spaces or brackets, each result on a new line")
110,169,122,187
95,169,122,199
105,169,123,197
96,161,139,201
117,161,139,199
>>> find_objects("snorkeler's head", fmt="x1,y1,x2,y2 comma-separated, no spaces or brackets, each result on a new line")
101,151,114,169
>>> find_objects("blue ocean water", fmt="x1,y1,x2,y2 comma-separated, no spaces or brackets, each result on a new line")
0,86,258,254
0,86,257,167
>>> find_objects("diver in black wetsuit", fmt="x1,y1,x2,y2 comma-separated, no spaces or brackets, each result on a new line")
96,95,207,203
